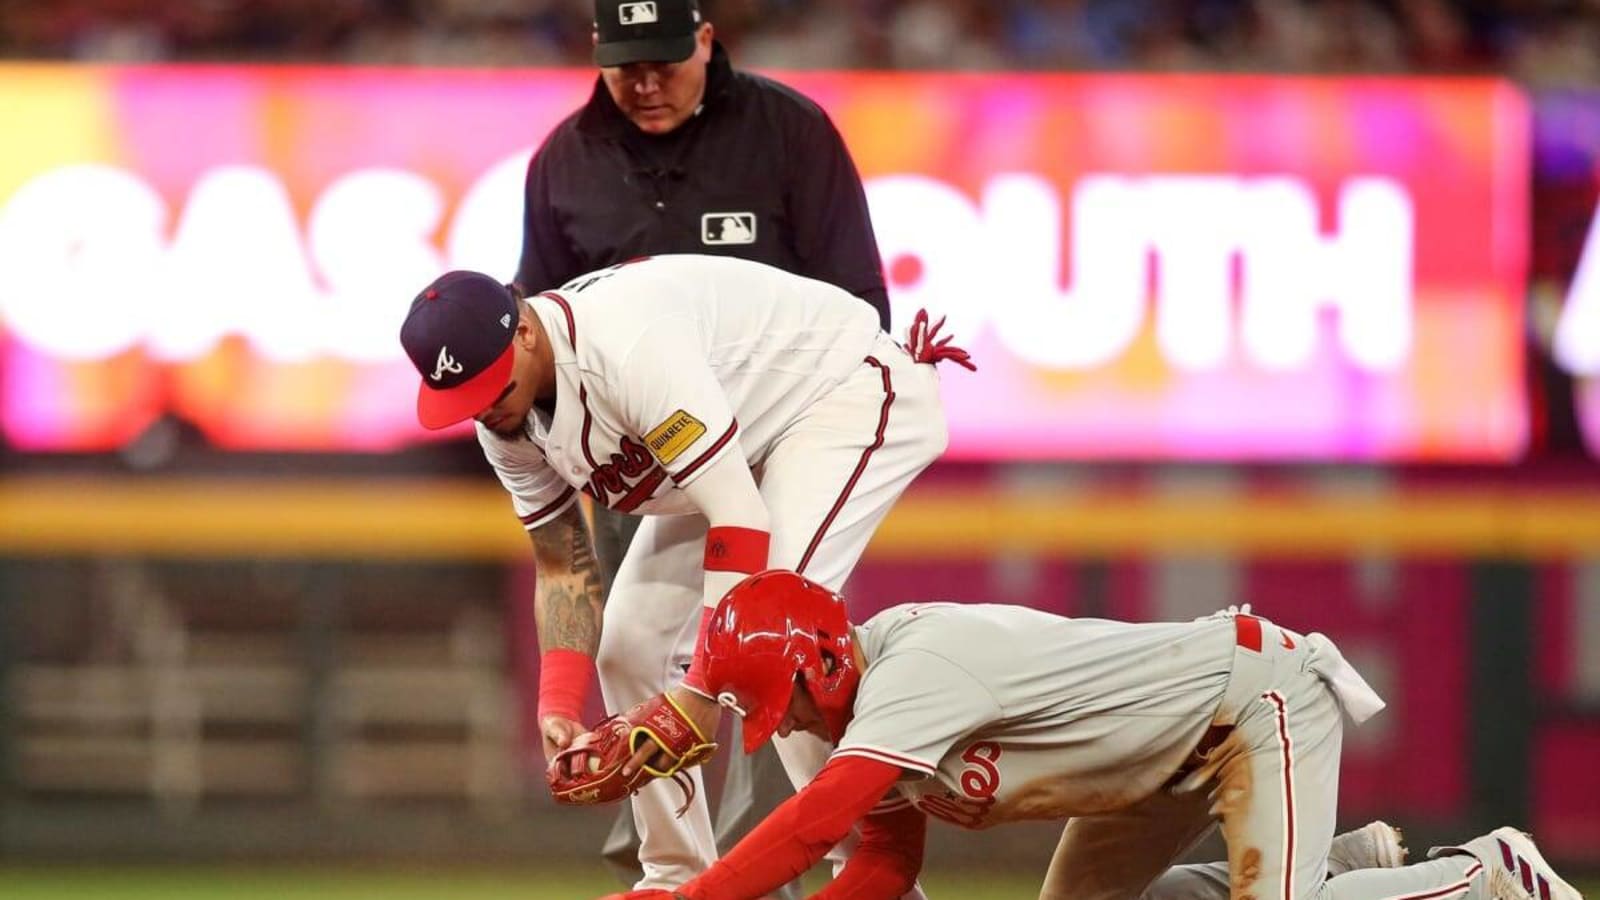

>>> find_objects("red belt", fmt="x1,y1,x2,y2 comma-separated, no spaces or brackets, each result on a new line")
1237,613,1296,652
1235,614,1263,652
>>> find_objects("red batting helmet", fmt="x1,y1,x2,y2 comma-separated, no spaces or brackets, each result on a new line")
701,570,861,753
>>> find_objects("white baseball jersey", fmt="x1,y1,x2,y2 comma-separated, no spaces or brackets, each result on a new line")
477,254,881,528
833,605,1481,900
836,603,1237,829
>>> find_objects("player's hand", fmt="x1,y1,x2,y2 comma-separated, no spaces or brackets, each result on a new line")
621,687,721,778
539,713,585,764
548,725,604,781
548,692,716,813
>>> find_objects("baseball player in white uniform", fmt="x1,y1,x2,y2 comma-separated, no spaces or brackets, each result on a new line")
624,570,1586,900
398,255,972,891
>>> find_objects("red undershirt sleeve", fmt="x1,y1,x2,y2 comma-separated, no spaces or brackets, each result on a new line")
677,756,911,900
810,801,927,900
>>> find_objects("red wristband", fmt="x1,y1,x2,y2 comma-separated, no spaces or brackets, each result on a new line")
704,526,770,574
681,610,716,694
538,648,594,724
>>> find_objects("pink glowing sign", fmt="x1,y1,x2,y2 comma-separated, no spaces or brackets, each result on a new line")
0,66,1529,460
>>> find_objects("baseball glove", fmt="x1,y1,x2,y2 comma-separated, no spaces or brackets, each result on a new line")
547,692,717,816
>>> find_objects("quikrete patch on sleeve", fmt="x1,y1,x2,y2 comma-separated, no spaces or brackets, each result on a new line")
645,409,708,463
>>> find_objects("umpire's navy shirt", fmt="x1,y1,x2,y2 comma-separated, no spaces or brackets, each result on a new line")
514,43,891,331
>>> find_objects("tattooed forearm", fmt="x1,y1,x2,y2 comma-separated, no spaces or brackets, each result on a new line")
530,505,604,655
567,511,602,599
536,579,598,652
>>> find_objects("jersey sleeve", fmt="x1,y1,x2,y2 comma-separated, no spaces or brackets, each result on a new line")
613,313,745,488
832,649,1002,778
474,423,579,530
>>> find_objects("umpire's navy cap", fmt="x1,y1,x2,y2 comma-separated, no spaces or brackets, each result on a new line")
399,271,519,431
593,0,702,67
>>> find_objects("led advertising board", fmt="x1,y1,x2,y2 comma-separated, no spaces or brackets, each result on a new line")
0,67,1528,459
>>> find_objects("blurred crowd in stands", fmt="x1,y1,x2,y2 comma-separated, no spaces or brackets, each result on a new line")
0,0,1596,82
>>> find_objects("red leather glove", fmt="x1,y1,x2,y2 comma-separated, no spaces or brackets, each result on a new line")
548,692,717,816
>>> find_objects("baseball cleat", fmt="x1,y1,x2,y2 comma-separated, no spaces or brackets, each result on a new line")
1433,827,1584,900
1328,820,1408,876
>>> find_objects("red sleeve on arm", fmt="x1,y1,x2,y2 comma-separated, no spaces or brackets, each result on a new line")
679,756,904,900
680,609,717,695
810,802,927,900
683,526,770,694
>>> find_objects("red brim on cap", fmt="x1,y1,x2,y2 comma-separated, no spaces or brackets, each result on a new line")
415,342,516,430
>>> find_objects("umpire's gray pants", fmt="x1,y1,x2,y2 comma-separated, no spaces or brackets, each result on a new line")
591,504,801,900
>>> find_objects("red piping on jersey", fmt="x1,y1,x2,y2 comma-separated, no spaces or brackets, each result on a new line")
518,485,577,529
832,745,935,776
671,420,740,484
540,290,606,472
577,386,603,470
872,796,916,814
1388,864,1481,900
540,291,577,345
796,356,894,574
1265,690,1297,900
612,466,669,513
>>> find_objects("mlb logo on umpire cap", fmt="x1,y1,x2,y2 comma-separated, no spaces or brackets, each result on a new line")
618,2,657,24
702,212,757,246
398,271,520,431
593,0,701,66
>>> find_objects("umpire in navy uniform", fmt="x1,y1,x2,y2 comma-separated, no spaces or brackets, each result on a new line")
514,1,891,897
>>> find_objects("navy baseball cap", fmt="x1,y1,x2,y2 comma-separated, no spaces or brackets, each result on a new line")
399,271,519,431
593,0,702,67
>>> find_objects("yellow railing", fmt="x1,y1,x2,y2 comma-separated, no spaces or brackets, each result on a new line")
3,475,1599,559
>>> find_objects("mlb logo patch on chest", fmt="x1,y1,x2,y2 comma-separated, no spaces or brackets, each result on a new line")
701,212,757,246
646,410,707,463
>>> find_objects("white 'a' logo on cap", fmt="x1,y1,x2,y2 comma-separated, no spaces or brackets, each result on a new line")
431,346,464,381
619,1,658,24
